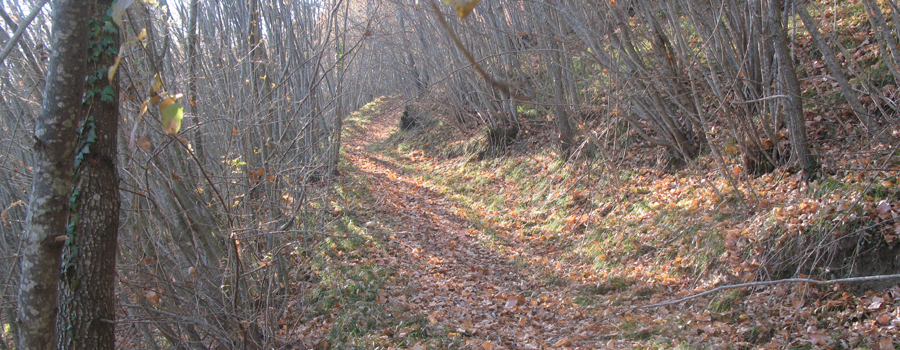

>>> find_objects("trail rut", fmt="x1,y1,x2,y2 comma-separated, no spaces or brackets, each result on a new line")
342,105,600,349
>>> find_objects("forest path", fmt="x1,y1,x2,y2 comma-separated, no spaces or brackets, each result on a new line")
341,103,600,349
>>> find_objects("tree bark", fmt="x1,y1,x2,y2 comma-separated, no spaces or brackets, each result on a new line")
187,0,204,164
551,45,575,158
769,0,818,179
544,6,574,159
17,0,92,348
55,1,120,348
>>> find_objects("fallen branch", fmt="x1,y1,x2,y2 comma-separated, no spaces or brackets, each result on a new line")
633,274,900,311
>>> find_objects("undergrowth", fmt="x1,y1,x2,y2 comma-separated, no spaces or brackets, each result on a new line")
365,93,900,346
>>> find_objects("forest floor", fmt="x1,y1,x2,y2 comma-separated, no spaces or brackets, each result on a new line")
289,97,900,349
339,102,598,349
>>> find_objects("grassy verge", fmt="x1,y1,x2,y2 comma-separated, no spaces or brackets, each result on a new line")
367,96,900,346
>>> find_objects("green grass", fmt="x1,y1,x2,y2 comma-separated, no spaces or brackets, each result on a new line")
707,289,745,313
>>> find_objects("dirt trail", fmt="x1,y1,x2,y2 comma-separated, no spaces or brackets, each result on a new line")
343,105,600,349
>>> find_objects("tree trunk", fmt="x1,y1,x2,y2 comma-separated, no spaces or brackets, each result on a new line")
769,0,818,179
187,0,204,164
551,48,575,158
56,1,120,348
17,0,92,348
545,7,574,158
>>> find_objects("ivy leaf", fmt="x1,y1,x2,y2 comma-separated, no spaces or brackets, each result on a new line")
100,86,115,103
101,36,115,47
74,145,89,168
85,128,98,143
102,20,117,34
161,101,184,135
442,0,481,20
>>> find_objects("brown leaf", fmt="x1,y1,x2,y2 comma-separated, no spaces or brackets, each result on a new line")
552,338,571,347
876,313,891,325
138,137,151,150
876,200,893,216
869,296,884,310
806,330,830,346
504,297,519,308
145,290,160,304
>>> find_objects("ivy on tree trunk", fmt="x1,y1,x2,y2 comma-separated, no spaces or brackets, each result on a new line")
56,1,120,348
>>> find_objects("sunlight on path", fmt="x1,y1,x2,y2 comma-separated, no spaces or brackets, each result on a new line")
342,104,602,349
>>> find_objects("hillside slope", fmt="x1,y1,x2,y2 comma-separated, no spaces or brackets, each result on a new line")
289,97,900,349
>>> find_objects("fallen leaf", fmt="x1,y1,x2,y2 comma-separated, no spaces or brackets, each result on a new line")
504,297,519,308
805,325,831,346
876,313,891,325
553,338,571,347
145,290,160,304
869,296,884,310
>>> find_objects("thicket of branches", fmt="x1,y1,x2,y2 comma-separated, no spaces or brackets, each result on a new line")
383,0,897,176
0,0,382,348
0,0,898,348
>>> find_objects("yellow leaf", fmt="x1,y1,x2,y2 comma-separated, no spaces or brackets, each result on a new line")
724,144,738,154
1,200,25,227
161,102,184,135
159,93,184,112
443,0,481,19
151,73,162,94
108,53,123,82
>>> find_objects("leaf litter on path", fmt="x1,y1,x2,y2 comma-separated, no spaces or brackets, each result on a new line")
296,97,900,349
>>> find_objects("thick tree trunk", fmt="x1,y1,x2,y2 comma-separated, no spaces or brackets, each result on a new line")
769,0,818,179
56,1,120,348
17,0,92,348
